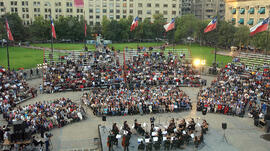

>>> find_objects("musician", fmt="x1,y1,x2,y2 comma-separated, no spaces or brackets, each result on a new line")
202,120,209,134
123,121,132,134
138,141,145,151
167,118,176,135
187,118,196,133
123,133,131,151
112,123,119,145
134,119,145,136
107,131,114,151
178,119,186,131
164,136,171,150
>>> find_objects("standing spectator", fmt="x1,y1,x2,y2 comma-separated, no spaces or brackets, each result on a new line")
30,68,33,78
36,68,39,76
23,72,27,79
39,84,43,94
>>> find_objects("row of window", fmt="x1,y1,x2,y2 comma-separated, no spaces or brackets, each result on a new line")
9,7,179,15
232,18,265,25
10,1,178,8
231,7,266,15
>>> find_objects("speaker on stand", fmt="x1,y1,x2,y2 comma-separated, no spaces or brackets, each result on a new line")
222,122,228,143
202,107,207,116
102,115,107,133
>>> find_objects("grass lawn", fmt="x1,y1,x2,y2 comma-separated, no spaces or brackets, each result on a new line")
31,43,95,50
108,42,163,50
0,47,43,70
170,44,232,67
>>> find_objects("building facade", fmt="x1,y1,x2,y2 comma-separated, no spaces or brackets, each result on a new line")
225,0,270,27
193,0,225,20
182,0,193,15
0,0,182,26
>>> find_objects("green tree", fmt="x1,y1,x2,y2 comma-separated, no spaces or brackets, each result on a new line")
152,14,166,39
233,25,249,47
175,14,199,43
29,16,50,41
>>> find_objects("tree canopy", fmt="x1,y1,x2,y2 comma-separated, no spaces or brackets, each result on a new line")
1,13,270,52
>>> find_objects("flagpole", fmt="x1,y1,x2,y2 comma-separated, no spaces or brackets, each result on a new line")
50,10,54,56
5,18,10,71
6,36,10,71
266,21,269,56
214,12,219,68
84,11,87,51
4,9,10,71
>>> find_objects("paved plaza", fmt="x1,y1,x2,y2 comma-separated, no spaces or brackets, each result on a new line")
1,76,270,151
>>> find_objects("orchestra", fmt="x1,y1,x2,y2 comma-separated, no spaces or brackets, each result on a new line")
107,118,208,150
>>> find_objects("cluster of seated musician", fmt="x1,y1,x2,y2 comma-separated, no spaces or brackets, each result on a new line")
107,118,209,150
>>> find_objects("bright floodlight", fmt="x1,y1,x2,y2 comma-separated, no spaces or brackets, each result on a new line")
201,60,206,65
193,59,201,66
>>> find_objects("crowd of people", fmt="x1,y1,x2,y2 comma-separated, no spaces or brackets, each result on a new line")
197,63,269,117
2,98,86,138
107,118,209,150
81,85,192,116
43,48,204,93
0,67,36,113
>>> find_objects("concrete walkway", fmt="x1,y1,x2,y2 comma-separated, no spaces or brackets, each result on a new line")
1,76,270,151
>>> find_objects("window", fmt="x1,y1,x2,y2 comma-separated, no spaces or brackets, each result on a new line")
155,10,159,14
147,10,151,15
155,4,159,8
110,9,114,13
96,15,100,19
130,4,133,7
258,7,265,14
130,9,133,13
163,11,168,15
89,9,93,13
123,3,127,7
172,4,176,8
238,18,244,24
123,10,127,14
163,4,168,8
0,2,4,6
116,15,120,19
138,10,142,14
247,18,254,25
89,16,93,19
96,8,100,13
172,11,176,15
103,9,107,13
147,3,151,7
116,10,120,13
138,3,142,7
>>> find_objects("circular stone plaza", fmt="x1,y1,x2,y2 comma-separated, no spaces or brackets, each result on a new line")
0,47,269,151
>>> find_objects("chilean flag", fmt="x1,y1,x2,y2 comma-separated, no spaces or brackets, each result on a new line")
5,19,14,41
204,17,217,33
250,18,269,36
50,16,56,39
164,18,175,32
130,17,139,31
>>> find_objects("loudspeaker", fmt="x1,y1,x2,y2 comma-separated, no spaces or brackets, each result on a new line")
222,123,227,130
202,108,207,115
102,116,106,121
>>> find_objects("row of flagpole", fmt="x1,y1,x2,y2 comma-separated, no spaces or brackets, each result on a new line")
3,0,269,70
